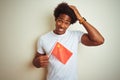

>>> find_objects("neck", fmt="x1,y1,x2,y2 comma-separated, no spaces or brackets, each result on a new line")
53,30,65,35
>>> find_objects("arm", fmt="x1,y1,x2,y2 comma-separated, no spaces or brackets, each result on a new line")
69,5,104,46
33,53,49,68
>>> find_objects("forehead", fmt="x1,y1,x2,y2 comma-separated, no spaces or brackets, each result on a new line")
58,14,71,21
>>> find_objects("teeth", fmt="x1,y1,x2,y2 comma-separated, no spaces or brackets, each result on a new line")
59,28,64,31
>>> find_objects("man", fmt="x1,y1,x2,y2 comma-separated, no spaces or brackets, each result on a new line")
33,2,104,80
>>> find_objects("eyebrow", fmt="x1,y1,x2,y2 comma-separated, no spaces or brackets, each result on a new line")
58,17,71,22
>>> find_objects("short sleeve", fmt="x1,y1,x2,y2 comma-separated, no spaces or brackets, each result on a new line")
75,31,84,43
37,37,45,54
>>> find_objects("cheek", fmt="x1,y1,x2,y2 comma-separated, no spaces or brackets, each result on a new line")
55,22,62,29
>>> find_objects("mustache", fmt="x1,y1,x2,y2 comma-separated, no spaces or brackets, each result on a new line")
57,26,66,29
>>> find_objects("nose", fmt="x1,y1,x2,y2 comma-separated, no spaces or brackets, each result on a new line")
60,22,65,28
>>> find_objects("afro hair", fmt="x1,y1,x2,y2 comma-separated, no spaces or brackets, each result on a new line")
54,2,77,24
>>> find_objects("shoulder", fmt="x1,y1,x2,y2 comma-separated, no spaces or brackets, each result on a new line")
39,31,53,40
68,30,85,43
37,31,52,44
68,30,84,35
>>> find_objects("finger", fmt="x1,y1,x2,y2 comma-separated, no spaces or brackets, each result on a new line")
43,55,49,58
42,57,49,61
40,55,49,60
40,62,49,67
40,60,49,63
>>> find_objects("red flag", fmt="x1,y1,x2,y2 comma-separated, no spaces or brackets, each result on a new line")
51,42,72,64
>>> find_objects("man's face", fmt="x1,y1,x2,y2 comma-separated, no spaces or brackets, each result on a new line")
54,14,71,35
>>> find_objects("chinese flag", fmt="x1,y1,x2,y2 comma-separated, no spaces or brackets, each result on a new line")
51,42,72,64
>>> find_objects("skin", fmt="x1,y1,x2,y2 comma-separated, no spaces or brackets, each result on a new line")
69,5,104,46
53,14,71,35
33,5,104,68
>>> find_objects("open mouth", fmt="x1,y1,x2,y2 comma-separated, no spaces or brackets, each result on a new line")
58,28,64,32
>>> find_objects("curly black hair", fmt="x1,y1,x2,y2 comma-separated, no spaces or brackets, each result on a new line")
54,2,77,24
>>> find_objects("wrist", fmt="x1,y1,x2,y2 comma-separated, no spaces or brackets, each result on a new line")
79,17,86,24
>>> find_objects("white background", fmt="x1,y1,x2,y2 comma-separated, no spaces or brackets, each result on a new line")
0,0,120,80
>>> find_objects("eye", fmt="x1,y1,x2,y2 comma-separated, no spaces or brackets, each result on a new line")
56,18,70,26
57,19,62,23
65,22,70,25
